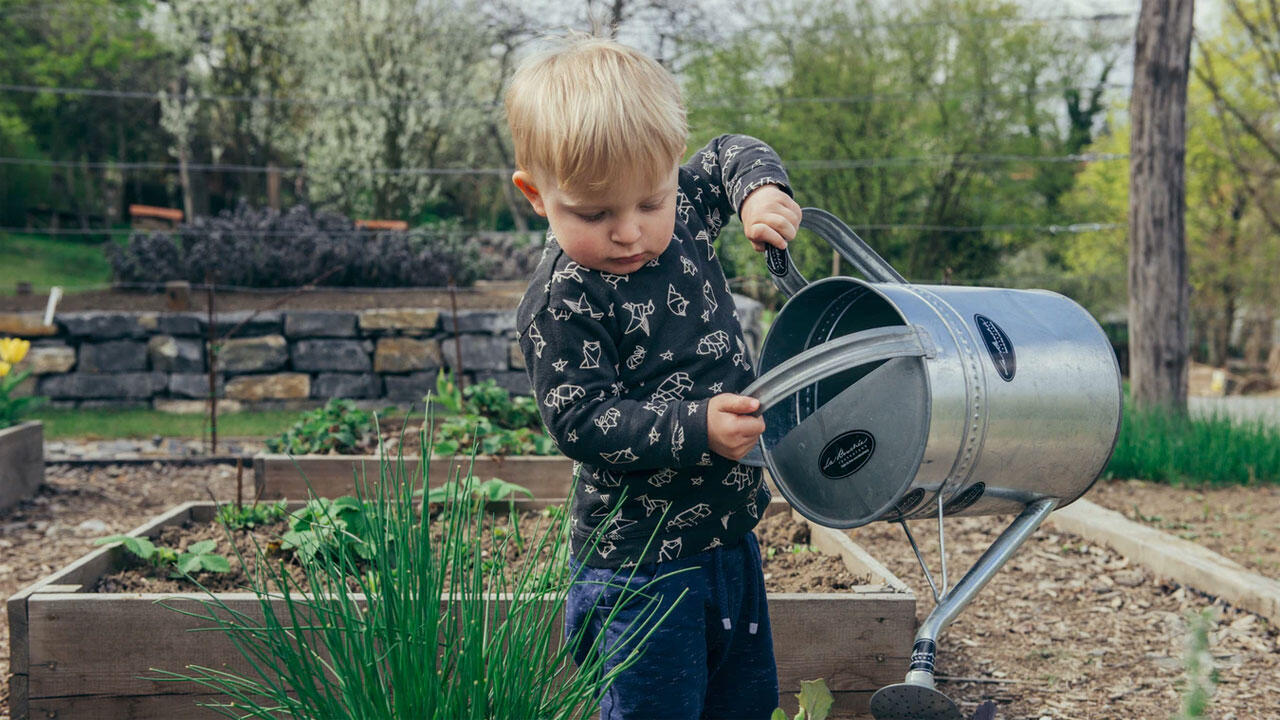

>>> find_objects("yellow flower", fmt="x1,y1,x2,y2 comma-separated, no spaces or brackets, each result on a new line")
0,337,31,365
0,361,10,378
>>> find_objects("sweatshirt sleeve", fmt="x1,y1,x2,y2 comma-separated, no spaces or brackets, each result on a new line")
682,133,793,237
518,287,711,472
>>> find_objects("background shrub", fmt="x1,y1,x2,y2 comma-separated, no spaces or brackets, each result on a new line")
106,204,542,288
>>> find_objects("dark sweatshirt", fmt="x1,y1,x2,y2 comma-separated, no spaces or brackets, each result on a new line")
516,134,791,568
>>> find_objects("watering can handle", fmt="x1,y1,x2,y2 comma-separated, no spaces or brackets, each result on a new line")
742,325,934,414
765,207,907,297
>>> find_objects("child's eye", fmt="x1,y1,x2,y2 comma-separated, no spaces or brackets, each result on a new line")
577,212,606,223
640,203,661,212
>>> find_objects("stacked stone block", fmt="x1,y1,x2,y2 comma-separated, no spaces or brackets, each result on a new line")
0,295,762,410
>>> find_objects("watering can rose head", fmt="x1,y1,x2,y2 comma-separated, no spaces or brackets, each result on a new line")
0,337,32,376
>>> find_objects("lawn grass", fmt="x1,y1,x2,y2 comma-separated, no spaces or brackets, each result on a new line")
1106,401,1280,486
0,232,124,295
32,406,311,440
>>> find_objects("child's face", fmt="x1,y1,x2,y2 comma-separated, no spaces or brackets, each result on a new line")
514,165,678,275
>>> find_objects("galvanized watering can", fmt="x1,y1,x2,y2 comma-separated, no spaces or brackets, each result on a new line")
741,209,1122,720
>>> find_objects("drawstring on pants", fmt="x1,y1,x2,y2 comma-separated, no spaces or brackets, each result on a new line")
711,535,763,635
712,545,732,630
745,533,762,635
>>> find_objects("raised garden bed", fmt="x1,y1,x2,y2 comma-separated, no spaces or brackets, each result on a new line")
0,422,42,514
253,452,576,502
8,498,915,719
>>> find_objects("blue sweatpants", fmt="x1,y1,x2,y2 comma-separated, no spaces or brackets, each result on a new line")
564,532,778,720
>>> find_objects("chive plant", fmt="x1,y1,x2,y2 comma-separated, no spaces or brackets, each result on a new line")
1106,402,1280,486
159,405,682,718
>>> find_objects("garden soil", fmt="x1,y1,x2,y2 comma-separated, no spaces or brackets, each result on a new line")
89,503,866,596
2,466,1278,719
1088,478,1280,579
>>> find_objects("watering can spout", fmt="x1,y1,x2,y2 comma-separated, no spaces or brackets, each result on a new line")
869,498,1057,720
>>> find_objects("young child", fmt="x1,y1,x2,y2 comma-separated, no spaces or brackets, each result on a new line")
508,35,802,720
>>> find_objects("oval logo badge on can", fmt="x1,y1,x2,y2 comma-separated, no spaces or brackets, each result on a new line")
818,430,876,478
974,313,1016,382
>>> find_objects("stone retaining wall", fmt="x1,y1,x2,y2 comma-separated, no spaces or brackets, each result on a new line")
0,296,763,411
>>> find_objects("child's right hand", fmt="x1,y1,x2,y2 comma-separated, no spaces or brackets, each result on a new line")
707,393,766,461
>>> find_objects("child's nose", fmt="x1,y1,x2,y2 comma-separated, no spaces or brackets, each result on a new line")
612,217,643,245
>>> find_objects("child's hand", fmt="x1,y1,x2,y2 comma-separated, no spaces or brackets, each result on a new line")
740,185,802,252
707,393,766,461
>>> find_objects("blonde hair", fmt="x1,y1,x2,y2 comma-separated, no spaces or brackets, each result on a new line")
505,34,687,194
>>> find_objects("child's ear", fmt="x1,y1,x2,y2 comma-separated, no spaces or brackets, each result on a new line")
512,171,548,217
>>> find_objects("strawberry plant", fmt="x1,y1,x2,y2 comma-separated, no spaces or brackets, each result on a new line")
94,535,232,578
429,370,556,457
265,398,390,455
281,496,374,562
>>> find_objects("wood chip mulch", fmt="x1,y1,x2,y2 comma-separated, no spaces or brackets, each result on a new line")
3,467,1278,719
847,510,1279,719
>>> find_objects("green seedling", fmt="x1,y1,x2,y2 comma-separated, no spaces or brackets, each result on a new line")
176,539,233,575
94,535,231,578
216,500,289,530
771,678,834,720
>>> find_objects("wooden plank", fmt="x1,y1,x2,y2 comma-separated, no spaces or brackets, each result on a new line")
31,584,81,593
20,499,914,716
778,689,871,719
23,503,199,592
1049,499,1280,624
771,594,913,689
254,453,577,500
0,421,43,513
29,693,233,720
27,594,268,699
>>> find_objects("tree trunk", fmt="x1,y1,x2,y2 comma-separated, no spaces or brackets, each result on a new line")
1128,0,1195,413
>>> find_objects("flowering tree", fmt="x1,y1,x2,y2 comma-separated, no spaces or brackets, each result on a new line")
293,0,509,221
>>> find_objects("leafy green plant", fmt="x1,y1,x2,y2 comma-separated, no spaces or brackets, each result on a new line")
0,337,44,430
265,398,390,455
1106,400,1280,486
429,370,556,457
155,406,684,719
280,496,374,563
94,535,231,578
423,476,533,505
771,678,834,720
216,500,289,530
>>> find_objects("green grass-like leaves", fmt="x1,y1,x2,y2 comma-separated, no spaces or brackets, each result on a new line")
153,406,681,719
1106,402,1280,486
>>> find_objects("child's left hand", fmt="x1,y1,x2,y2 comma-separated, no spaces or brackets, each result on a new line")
740,185,802,252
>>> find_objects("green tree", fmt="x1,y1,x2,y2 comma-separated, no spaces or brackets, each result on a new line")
1060,4,1280,369
0,0,171,227
683,0,1128,288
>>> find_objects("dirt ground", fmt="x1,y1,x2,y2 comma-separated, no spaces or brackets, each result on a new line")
3,467,1278,719
0,282,527,313
847,481,1280,720
1088,478,1280,579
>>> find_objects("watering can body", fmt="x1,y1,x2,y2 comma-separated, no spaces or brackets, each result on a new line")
749,210,1123,529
